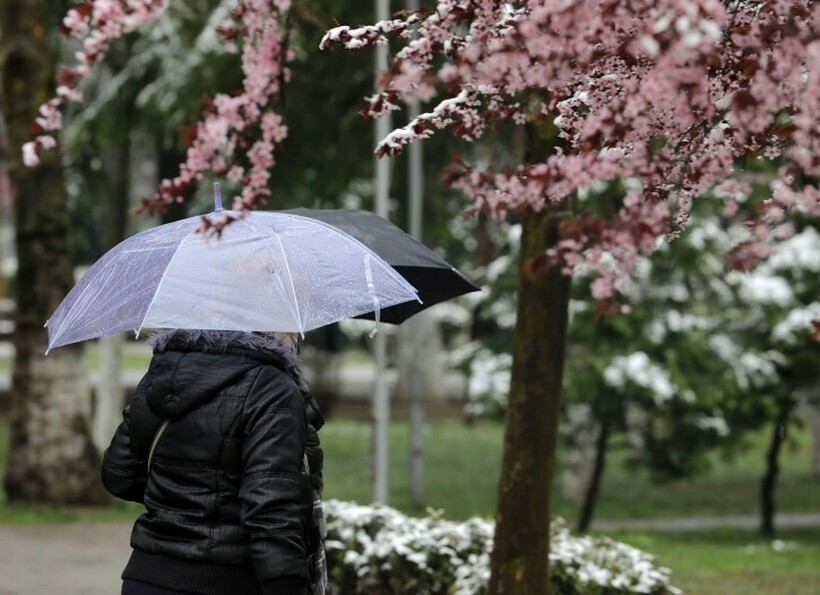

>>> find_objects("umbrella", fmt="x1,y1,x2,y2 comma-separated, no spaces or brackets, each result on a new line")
45,209,420,352
285,208,480,324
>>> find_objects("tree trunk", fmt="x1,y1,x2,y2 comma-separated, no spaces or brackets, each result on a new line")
760,400,792,538
488,208,571,595
576,420,610,532
1,0,107,504
156,137,191,224
806,397,820,480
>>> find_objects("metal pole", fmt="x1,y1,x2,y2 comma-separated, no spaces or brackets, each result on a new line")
371,0,392,505
406,0,425,511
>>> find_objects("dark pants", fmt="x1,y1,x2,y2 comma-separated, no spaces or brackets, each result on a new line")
122,580,196,595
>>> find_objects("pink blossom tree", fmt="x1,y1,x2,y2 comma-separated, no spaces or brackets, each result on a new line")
320,1,818,592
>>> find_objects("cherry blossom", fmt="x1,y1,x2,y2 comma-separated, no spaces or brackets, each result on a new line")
141,0,291,214
27,0,292,218
23,0,166,166
27,0,818,312
322,0,819,305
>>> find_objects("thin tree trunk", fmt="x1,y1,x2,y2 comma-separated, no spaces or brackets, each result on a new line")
1,0,106,503
576,421,610,532
156,138,190,224
99,132,130,252
489,208,571,595
807,397,820,480
405,320,425,510
760,400,791,538
469,212,497,345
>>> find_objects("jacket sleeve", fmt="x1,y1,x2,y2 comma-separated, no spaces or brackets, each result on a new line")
305,394,325,494
240,366,310,593
101,403,148,503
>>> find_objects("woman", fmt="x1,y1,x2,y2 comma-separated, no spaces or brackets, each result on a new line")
102,330,326,595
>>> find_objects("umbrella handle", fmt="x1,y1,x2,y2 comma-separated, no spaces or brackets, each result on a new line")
213,182,224,212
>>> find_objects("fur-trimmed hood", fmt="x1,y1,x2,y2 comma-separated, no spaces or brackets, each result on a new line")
148,329,306,390
143,330,308,420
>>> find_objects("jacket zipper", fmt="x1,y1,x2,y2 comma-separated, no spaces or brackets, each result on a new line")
147,419,170,473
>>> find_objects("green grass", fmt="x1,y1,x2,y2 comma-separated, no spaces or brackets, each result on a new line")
607,527,820,595
322,419,820,521
2,416,819,524
321,419,505,519
0,501,143,523
0,343,153,375
573,429,820,520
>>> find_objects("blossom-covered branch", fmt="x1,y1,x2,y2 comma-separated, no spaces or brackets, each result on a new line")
145,0,291,214
23,0,166,167
322,0,819,300
27,0,293,216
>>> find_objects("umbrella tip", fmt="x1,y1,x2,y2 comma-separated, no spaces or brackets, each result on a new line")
213,182,224,212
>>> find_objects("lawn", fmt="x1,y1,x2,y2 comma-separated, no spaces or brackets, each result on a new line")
320,418,505,519
320,418,820,523
609,527,820,595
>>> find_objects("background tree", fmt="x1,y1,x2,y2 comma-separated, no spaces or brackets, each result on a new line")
458,192,819,538
322,3,818,593
721,221,820,536
61,0,249,448
0,0,105,503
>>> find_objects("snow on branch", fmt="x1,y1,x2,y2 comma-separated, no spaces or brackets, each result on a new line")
374,86,497,157
320,12,422,50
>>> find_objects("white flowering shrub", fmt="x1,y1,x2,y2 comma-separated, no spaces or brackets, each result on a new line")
450,342,512,419
323,500,680,595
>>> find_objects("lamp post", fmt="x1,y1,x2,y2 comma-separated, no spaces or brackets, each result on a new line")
371,0,392,505
406,0,425,510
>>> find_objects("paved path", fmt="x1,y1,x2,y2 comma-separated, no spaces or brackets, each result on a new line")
2,513,820,595
0,522,132,595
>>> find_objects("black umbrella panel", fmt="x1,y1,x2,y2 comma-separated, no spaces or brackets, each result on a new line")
285,208,480,324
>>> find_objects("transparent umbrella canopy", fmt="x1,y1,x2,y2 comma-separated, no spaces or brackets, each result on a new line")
45,209,420,352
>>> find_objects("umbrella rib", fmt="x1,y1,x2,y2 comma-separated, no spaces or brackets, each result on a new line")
45,267,103,353
136,226,198,338
284,212,424,305
270,229,306,335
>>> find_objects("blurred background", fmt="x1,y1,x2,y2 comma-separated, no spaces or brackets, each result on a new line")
0,2,818,594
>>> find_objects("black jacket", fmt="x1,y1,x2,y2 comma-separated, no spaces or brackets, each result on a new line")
102,332,323,595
